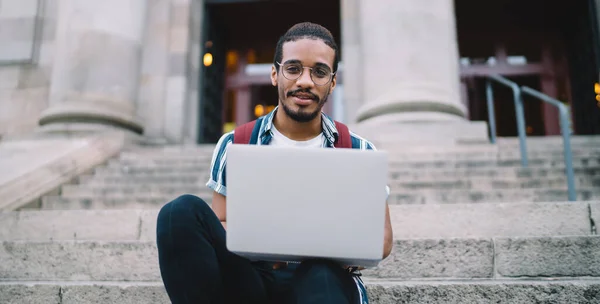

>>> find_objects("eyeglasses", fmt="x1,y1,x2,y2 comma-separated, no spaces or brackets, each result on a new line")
276,61,335,86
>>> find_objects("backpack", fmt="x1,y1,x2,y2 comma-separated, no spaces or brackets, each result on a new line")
233,117,353,148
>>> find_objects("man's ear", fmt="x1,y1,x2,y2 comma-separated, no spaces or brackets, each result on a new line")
271,65,277,86
329,75,337,94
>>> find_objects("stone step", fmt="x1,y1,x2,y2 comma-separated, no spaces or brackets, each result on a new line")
1,236,599,281
391,176,600,190
122,145,217,153
41,196,179,210
2,279,600,304
391,201,597,239
118,139,600,158
399,158,600,169
105,157,600,170
365,235,600,279
93,164,600,179
114,149,600,162
60,185,211,197
3,202,597,241
94,166,207,175
57,184,600,202
389,167,600,179
495,135,600,145
120,148,600,159
80,176,600,190
392,188,600,204
45,188,600,205
0,209,157,241
121,136,600,151
84,174,210,185
88,167,600,182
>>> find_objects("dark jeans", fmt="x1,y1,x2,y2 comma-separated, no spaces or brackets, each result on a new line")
156,194,362,304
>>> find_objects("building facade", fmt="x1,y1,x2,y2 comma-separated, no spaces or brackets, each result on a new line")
1,0,600,144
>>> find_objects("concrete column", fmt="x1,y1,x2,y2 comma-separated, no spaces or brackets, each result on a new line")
355,0,467,125
340,0,363,124
38,0,147,134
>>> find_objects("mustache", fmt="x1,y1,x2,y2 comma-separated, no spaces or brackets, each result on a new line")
287,89,318,100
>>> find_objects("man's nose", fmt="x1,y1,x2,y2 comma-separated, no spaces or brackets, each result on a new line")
295,68,314,87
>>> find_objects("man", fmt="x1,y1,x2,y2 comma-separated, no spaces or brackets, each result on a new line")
156,22,393,304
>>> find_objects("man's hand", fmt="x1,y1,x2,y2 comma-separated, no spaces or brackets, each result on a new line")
212,191,227,229
383,203,393,259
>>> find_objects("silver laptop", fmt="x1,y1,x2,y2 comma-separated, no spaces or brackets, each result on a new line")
226,144,388,267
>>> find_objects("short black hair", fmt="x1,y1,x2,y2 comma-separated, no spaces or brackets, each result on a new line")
273,22,340,73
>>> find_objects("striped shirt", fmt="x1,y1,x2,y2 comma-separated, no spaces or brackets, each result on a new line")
206,107,388,304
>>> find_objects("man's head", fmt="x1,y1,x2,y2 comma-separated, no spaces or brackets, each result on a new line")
271,22,340,123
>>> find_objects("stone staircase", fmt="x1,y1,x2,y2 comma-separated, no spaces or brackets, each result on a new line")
2,136,600,303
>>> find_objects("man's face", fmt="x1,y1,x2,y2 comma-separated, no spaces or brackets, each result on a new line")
271,38,336,123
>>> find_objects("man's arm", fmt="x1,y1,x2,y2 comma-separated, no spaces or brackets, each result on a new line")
350,202,393,271
361,140,393,259
212,191,227,229
206,131,233,229
383,203,393,259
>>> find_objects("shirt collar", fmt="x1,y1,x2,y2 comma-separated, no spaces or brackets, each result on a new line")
260,106,339,146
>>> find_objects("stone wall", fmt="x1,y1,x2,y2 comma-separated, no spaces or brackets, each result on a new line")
0,0,57,138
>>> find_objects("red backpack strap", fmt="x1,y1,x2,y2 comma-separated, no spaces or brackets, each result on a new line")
233,120,257,144
333,121,353,149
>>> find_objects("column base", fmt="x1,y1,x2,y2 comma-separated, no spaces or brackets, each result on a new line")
352,93,487,147
357,112,466,127
356,98,467,124
38,102,144,135
34,123,145,143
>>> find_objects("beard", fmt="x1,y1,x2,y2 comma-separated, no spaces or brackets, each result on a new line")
280,87,329,123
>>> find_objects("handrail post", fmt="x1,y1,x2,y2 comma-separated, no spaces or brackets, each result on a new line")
485,80,497,144
512,84,529,167
520,86,577,202
559,106,577,201
486,75,529,166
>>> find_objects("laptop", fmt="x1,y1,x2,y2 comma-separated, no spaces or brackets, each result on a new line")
225,144,389,268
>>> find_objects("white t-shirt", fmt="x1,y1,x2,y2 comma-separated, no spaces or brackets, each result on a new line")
270,124,324,148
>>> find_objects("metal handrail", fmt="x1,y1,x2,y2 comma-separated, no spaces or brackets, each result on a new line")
485,75,528,167
520,86,576,201
485,74,577,202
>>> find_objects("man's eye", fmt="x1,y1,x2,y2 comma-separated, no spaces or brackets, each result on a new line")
313,69,329,78
286,66,301,73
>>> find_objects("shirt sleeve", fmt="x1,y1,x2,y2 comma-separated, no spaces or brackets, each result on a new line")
206,131,234,196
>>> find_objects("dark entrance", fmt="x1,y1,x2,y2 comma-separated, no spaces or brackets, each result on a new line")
565,0,600,135
198,7,227,144
455,0,600,136
198,0,340,143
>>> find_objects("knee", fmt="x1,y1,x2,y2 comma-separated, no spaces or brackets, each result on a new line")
290,259,354,302
157,194,210,226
